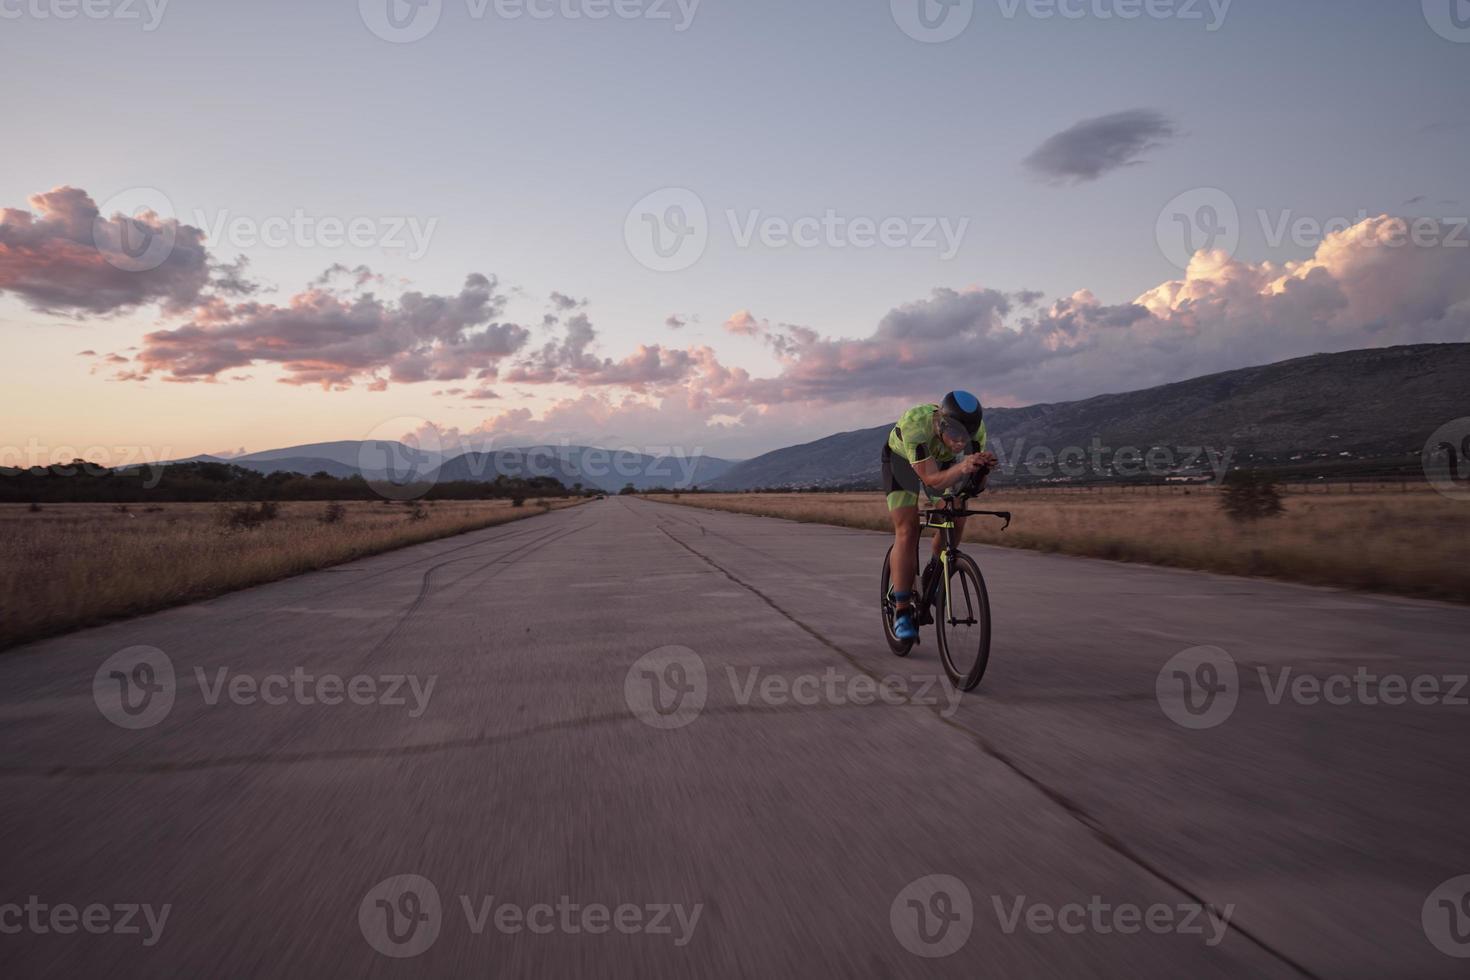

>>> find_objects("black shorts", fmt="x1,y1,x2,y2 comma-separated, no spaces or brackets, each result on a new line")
881,442,953,510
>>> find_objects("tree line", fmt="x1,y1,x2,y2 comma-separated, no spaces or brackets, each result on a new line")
0,461,573,504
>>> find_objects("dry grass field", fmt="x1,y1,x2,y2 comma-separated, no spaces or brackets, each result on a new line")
0,498,583,650
651,485,1470,603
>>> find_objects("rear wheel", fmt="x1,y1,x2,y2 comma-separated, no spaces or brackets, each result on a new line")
935,552,991,691
880,547,914,657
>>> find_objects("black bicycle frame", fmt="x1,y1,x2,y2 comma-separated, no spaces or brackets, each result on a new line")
915,500,1011,623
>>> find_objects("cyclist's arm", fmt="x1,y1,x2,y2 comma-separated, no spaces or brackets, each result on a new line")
913,455,982,490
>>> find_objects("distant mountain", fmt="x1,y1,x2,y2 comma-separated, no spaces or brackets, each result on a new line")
236,440,436,469
711,343,1470,489
227,457,364,479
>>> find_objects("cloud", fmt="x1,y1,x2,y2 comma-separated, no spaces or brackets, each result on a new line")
431,215,1469,454
132,271,529,388
665,314,687,329
549,291,585,310
0,186,214,316
1024,110,1178,184
724,310,763,335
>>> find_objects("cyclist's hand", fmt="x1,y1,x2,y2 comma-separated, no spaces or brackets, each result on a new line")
975,451,998,471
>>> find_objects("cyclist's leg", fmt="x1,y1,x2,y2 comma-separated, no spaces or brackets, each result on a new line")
882,444,922,596
890,504,920,597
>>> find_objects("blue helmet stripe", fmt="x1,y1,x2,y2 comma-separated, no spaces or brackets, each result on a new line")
952,390,979,413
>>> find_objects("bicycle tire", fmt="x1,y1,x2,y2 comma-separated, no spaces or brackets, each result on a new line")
935,552,991,691
879,546,915,657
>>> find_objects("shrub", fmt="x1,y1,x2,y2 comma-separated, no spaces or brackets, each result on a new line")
405,503,428,521
219,501,280,530
511,496,525,508
1219,471,1285,521
321,502,347,525
27,501,42,513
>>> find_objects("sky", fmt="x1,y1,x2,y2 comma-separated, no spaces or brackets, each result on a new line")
2,0,1468,465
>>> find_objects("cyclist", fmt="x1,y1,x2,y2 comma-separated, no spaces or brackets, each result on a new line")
882,391,996,641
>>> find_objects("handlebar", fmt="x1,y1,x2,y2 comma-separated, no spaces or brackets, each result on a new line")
921,496,1012,531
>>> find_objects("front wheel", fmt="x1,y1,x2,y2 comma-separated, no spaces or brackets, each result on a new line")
879,547,914,657
935,553,992,691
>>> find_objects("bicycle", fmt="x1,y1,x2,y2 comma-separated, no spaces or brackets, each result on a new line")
879,492,1010,692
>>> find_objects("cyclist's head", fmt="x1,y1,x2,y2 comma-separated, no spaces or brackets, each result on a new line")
940,390,983,434
935,413,970,453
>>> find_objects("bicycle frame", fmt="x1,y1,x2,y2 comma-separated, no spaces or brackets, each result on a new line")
917,497,1011,623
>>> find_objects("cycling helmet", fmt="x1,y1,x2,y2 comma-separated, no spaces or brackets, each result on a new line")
940,390,983,433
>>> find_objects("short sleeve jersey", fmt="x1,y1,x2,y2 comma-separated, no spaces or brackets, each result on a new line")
887,403,987,465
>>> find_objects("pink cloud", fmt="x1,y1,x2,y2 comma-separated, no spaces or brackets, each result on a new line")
0,186,213,316
132,272,529,389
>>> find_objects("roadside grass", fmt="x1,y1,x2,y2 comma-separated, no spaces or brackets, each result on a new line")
646,487,1470,603
1,498,581,650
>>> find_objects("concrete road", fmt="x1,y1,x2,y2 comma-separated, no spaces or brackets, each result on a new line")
2,496,1467,978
